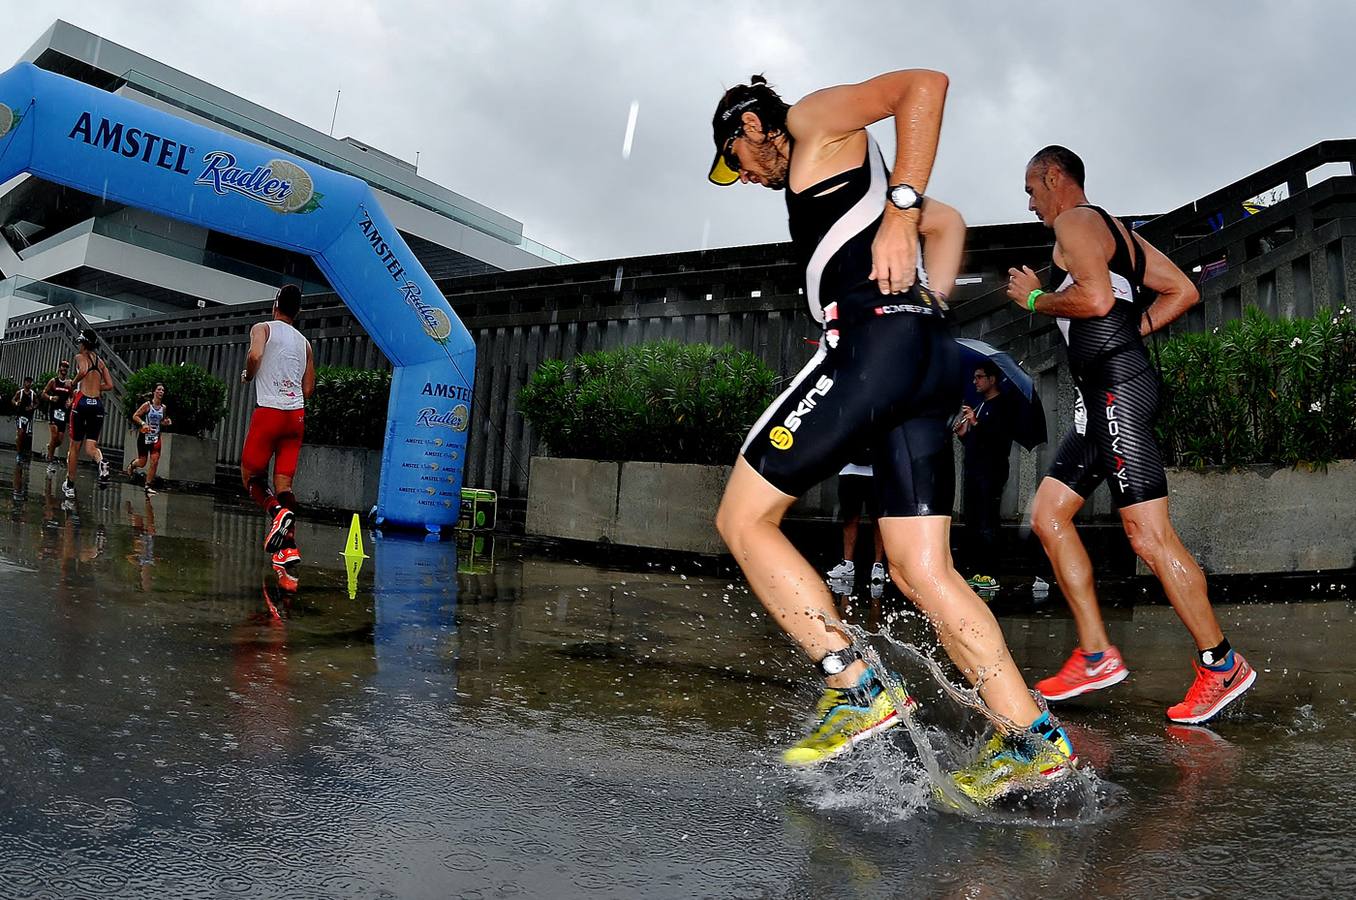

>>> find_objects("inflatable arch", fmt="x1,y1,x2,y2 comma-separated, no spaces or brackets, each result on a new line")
0,62,475,531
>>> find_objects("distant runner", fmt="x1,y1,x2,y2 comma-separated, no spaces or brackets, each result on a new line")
707,72,1076,803
63,329,114,500
40,361,73,475
1008,145,1255,723
240,284,313,574
126,382,171,496
12,375,37,463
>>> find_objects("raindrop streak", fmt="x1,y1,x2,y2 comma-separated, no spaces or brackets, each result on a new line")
621,100,640,160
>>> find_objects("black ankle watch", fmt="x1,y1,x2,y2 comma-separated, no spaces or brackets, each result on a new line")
818,647,861,677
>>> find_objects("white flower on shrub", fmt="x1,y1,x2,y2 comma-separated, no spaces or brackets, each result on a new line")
1289,337,1303,348
1310,400,1324,412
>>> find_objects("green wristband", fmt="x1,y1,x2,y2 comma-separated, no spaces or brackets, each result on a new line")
1027,289,1044,312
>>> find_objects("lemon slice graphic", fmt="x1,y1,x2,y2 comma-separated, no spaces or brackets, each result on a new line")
0,104,13,140
268,159,316,214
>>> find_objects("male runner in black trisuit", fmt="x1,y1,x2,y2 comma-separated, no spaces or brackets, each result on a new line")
1007,146,1255,724
708,74,1074,802
41,361,73,475
12,376,37,463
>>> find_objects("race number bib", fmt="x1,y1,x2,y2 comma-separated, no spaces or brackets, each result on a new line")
52,408,66,423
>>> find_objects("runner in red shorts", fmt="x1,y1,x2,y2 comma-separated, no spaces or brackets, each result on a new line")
240,284,314,575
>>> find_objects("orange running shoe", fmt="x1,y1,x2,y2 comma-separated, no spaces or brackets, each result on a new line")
271,545,301,569
1166,652,1256,724
263,506,295,552
1035,646,1129,702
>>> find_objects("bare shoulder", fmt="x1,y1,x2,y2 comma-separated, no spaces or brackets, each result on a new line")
1052,206,1101,236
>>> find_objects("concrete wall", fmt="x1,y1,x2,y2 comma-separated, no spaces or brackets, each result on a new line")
290,445,382,513
527,457,730,554
1151,461,1356,574
615,462,730,554
525,457,619,544
122,432,218,486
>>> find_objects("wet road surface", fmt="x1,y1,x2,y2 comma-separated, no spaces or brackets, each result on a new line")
0,460,1352,898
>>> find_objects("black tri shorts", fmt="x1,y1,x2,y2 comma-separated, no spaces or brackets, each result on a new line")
837,473,878,520
1048,350,1168,509
741,311,959,518
70,395,106,444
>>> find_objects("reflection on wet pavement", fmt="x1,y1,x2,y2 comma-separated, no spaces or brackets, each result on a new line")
0,461,1352,898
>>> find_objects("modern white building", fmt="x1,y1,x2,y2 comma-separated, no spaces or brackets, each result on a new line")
0,19,568,324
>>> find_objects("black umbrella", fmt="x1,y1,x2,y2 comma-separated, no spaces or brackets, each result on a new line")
954,338,1047,450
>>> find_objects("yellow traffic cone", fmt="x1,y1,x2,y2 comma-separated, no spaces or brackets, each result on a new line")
345,553,364,600
342,513,369,559
341,513,368,600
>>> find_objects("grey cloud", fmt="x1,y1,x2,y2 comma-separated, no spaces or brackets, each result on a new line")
2,1,1353,261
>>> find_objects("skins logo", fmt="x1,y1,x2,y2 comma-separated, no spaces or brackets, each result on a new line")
1105,391,1130,493
769,426,794,450
783,374,834,433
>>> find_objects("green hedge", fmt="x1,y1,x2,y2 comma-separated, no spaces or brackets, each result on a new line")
305,366,391,449
1156,308,1356,467
0,377,16,416
518,341,778,465
124,363,229,438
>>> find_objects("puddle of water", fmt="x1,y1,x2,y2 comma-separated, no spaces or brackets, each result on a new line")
0,461,1353,897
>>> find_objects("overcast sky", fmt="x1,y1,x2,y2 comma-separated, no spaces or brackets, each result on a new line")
1,1,1351,263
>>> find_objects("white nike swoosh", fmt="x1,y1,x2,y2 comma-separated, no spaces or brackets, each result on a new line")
1085,658,1120,678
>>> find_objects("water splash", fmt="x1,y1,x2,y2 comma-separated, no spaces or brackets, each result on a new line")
791,616,1116,827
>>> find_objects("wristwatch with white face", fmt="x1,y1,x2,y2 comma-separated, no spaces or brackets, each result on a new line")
887,183,924,211
819,647,862,677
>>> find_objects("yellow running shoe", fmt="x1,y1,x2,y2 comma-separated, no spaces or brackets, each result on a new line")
782,670,916,767
949,723,1078,805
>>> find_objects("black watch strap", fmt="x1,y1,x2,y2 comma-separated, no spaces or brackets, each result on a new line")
818,646,862,676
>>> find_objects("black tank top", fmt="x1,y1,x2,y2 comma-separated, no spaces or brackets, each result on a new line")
50,379,73,406
785,135,930,325
1049,205,1150,380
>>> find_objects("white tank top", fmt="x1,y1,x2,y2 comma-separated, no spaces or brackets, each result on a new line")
254,320,307,410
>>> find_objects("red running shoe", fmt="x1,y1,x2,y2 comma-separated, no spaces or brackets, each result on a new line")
271,545,301,569
263,506,295,552
1035,646,1130,701
1166,652,1256,724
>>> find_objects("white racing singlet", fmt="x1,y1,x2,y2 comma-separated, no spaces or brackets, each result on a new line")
254,321,307,411
145,402,165,436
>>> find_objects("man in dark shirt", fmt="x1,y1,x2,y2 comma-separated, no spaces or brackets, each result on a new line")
12,376,38,464
954,360,1017,588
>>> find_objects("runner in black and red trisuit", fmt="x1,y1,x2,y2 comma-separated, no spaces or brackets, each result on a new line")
41,360,74,476
63,329,114,499
127,382,172,496
1008,145,1255,724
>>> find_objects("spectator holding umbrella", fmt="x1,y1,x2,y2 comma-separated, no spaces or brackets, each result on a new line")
954,358,1021,589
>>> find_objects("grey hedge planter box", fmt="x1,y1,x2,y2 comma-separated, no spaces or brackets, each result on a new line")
526,457,620,544
290,445,382,512
616,461,732,554
1155,461,1356,574
527,457,731,553
122,431,218,486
